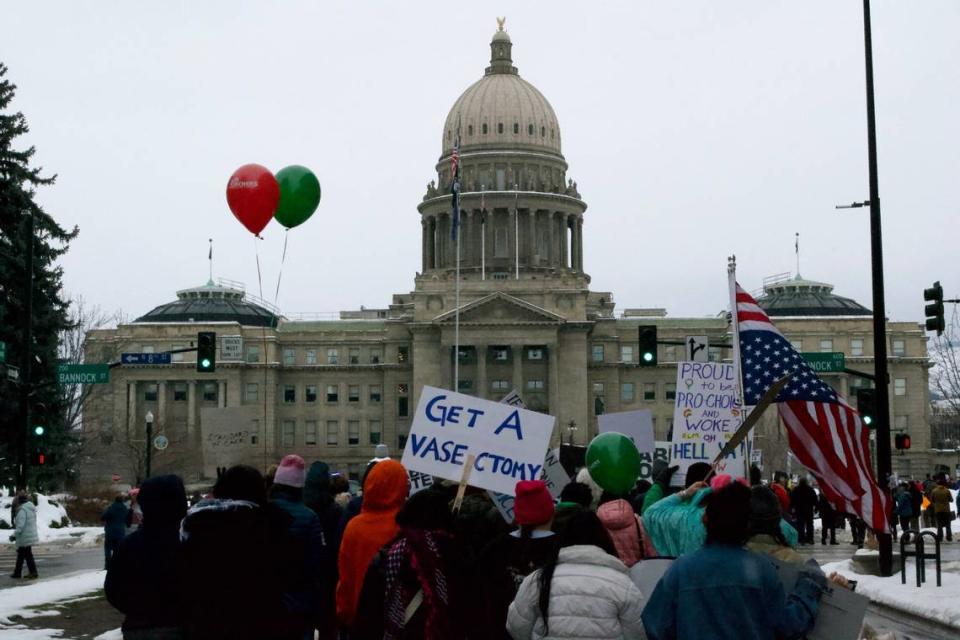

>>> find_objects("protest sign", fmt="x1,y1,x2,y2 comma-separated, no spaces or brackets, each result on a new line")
638,441,672,482
598,410,655,455
407,470,435,495
670,361,750,486
401,386,555,496
773,558,868,640
540,448,570,499
200,407,258,476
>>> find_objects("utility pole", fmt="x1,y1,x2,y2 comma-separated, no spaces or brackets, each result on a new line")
17,211,35,491
862,0,893,576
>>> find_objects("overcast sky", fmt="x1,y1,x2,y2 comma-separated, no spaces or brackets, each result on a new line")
3,1,957,324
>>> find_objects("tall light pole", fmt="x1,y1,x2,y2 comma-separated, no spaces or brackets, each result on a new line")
862,0,893,576
144,410,154,480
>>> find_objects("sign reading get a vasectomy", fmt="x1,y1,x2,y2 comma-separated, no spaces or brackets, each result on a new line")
401,386,555,496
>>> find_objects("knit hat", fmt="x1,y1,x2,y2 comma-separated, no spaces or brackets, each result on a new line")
748,486,782,535
770,482,791,514
274,454,306,488
514,480,555,526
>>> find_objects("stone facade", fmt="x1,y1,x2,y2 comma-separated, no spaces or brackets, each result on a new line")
77,26,933,487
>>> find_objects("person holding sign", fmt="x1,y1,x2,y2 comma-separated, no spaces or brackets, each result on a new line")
642,483,826,640
477,480,558,640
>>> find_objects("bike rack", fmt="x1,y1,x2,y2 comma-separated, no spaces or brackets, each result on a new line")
899,529,941,587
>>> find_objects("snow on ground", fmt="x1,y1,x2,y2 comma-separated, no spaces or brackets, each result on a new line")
0,570,105,625
1,493,102,548
823,558,960,629
92,630,122,640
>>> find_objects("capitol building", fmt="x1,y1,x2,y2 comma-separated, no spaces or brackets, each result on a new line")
80,25,937,487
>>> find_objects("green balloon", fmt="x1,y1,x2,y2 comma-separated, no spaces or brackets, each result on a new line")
585,432,642,495
274,165,321,229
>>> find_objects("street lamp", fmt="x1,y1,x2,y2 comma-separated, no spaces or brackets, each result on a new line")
144,410,154,480
566,420,578,446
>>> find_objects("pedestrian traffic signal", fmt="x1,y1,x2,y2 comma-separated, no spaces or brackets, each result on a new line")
197,331,216,373
895,433,911,450
856,388,876,427
924,281,945,336
638,325,658,367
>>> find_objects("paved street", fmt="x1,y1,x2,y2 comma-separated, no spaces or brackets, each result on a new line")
0,545,103,590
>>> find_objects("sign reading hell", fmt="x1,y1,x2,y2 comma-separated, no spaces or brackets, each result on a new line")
401,386,555,496
670,361,751,485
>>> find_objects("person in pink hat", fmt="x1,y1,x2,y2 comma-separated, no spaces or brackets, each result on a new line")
476,480,557,639
269,454,335,637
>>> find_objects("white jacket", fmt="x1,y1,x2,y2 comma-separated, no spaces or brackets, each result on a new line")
506,544,647,640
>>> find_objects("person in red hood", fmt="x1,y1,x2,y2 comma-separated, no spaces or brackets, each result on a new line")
336,459,408,630
596,498,644,567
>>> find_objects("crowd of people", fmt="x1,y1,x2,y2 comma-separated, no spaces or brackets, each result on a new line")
90,453,868,640
7,444,956,639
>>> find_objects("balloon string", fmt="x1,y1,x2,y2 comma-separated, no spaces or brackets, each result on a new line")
274,230,288,306
254,235,265,300
253,234,268,475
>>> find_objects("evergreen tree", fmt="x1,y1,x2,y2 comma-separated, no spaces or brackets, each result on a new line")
0,62,77,491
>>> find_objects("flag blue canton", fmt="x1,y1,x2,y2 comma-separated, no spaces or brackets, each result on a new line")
740,330,838,405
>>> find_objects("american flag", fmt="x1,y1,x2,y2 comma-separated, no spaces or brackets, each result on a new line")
735,283,890,533
450,129,461,241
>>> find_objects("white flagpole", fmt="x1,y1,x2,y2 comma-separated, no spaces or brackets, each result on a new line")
727,255,749,477
453,118,462,392
514,186,519,280
481,185,486,281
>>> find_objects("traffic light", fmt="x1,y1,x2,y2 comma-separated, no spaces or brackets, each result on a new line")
197,331,216,373
895,433,911,451
31,449,46,466
924,281,945,336
638,325,658,367
856,388,876,428
33,425,45,436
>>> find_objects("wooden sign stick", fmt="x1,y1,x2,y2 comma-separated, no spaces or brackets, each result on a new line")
452,454,476,513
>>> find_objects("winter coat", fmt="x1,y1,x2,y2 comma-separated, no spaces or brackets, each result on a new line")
304,461,344,555
642,544,824,640
910,483,924,518
271,485,334,625
179,497,292,639
596,499,644,567
643,489,797,558
336,459,408,628
817,492,835,527
640,482,666,516
789,483,817,517
894,492,913,518
931,485,953,514
105,474,186,634
101,501,130,542
507,544,646,640
477,530,558,639
14,501,39,548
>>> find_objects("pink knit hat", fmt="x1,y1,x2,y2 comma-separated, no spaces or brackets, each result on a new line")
274,454,306,488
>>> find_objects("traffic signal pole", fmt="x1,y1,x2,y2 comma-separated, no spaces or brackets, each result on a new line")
862,0,894,577
17,211,35,491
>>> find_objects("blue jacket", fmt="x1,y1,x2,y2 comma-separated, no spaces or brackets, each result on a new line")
644,488,798,557
102,501,130,541
641,544,823,640
270,487,334,621
894,492,913,518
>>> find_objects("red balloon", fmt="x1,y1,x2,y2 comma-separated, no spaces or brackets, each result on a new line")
226,164,280,236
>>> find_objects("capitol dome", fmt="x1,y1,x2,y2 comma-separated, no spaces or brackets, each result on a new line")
441,24,562,158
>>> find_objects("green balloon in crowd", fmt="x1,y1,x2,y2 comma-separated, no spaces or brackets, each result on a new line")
585,432,642,495
274,165,321,229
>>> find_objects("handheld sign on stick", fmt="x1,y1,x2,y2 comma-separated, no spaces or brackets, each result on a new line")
452,454,476,513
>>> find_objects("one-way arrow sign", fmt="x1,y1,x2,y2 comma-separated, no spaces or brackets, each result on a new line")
686,335,708,362
121,352,172,365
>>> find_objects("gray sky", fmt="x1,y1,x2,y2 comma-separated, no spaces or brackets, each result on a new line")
4,1,958,323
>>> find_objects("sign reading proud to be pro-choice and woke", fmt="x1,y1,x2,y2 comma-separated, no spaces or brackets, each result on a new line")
670,361,750,485
401,386,555,496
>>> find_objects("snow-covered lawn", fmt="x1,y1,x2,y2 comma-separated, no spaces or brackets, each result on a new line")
0,570,105,625
823,558,960,629
1,493,102,548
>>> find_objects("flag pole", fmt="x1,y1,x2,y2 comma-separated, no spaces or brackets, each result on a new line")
453,116,462,392
480,186,486,281
727,255,749,478
514,186,519,280
208,238,213,283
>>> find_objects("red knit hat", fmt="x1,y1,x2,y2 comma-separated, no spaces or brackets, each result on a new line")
770,482,791,513
514,480,555,526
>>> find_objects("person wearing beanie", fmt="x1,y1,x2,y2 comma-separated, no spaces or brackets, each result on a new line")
336,458,408,631
552,482,593,535
270,454,335,637
640,459,680,515
477,480,558,639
